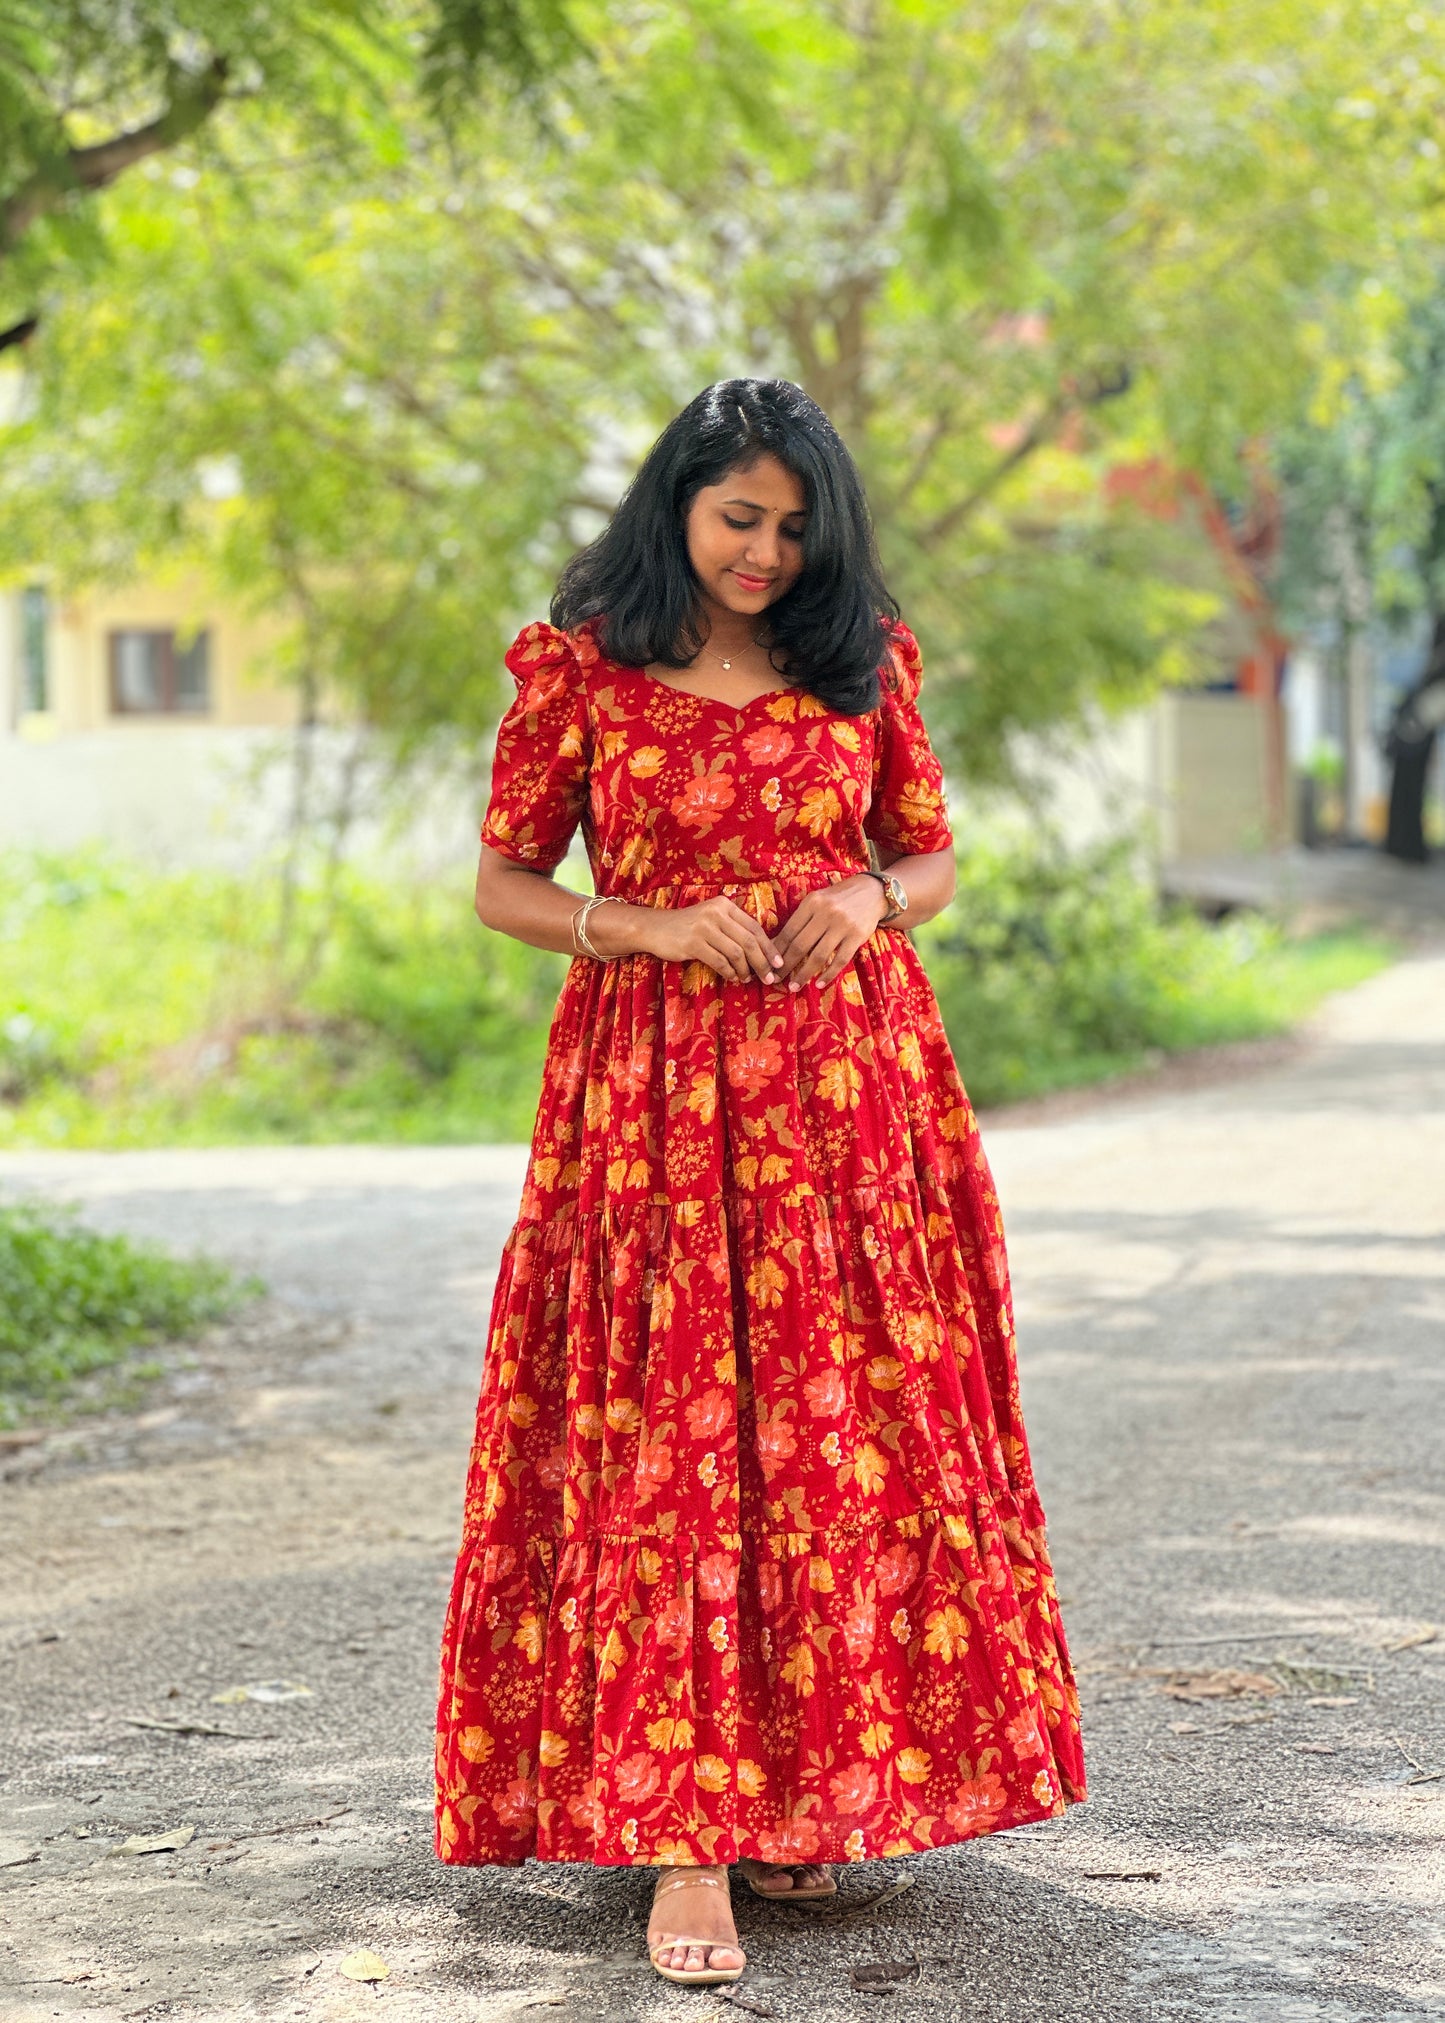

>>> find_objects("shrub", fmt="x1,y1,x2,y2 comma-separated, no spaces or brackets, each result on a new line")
0,1201,256,1424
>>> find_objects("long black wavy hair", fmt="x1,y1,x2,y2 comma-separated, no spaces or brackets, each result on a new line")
551,378,899,715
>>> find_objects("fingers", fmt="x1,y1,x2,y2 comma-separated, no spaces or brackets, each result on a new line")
721,899,785,980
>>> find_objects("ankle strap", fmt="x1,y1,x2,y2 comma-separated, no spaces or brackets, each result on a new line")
654,1869,725,1894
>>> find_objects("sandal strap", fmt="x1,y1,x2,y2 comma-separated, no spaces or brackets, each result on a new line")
653,1869,726,1897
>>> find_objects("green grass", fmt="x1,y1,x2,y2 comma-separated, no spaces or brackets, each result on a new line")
0,1200,258,1427
0,843,1399,1145
914,836,1397,1108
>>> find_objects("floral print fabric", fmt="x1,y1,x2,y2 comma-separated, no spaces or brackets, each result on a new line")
435,616,1087,1870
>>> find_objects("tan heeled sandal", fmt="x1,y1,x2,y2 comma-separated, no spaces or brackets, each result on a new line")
736,1856,837,1901
647,1866,746,1985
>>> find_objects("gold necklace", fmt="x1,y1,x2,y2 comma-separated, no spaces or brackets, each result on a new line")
698,636,768,674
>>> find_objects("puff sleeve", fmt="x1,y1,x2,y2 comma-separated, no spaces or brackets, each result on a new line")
479,621,594,873
863,619,955,856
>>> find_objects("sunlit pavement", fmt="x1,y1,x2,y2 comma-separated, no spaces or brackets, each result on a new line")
1,955,1442,2021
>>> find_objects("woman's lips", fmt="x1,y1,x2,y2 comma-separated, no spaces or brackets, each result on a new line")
731,570,773,591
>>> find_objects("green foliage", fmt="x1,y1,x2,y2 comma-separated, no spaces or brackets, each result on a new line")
8,3,1445,783
913,835,1396,1108
0,849,568,1146
0,1198,253,1424
0,847,1396,1147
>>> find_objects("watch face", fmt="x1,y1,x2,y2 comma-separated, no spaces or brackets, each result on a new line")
888,876,907,910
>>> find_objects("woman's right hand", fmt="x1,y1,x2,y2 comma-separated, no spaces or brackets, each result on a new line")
636,896,786,983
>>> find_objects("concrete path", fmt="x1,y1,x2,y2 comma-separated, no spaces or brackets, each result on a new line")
1,958,1442,2022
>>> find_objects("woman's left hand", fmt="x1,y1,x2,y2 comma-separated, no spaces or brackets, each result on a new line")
771,876,890,992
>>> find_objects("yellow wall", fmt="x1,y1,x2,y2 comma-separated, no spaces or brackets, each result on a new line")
21,568,297,735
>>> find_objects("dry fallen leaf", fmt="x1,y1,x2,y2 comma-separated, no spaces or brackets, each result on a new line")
1168,1720,1203,1734
1155,1667,1282,1703
338,1950,390,1984
1296,1742,1337,1754
717,1989,778,2018
1306,1695,1359,1708
851,1960,921,1994
110,1826,196,1856
210,1680,314,1706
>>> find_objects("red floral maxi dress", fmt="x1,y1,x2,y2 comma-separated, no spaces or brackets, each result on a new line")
434,614,1087,1871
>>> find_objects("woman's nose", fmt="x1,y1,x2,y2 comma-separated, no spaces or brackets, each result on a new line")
743,525,782,569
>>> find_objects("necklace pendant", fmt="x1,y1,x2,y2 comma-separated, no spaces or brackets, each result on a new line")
720,656,732,670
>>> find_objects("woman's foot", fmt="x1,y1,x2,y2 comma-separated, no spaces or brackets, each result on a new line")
647,1863,746,1980
736,1855,836,1898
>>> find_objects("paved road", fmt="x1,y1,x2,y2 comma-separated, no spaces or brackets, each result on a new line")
1,958,1442,2023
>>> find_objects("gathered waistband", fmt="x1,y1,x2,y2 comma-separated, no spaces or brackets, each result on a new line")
603,868,865,904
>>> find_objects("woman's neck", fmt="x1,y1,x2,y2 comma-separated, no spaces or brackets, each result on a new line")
697,599,769,659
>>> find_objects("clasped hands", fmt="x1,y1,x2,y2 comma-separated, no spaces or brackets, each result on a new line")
627,874,894,992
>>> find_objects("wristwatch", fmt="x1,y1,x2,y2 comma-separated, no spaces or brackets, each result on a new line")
863,868,908,925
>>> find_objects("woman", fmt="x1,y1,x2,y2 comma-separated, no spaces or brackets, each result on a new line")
434,378,1087,1987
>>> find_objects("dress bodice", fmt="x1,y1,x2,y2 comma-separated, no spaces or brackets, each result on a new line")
480,616,954,903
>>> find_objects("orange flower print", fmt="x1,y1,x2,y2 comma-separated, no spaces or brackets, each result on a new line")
854,1442,889,1494
876,1544,919,1595
671,772,736,834
803,1367,847,1417
727,1034,784,1097
742,723,794,766
566,1786,604,1833
817,1056,863,1110
756,1415,799,1480
889,1607,912,1643
655,1594,693,1654
756,1816,821,1863
635,1437,675,1495
513,1612,544,1662
758,1560,784,1613
944,1774,1008,1834
737,1758,767,1797
697,1551,738,1600
614,1753,662,1805
761,775,783,811
1006,1708,1045,1755
534,1444,566,1489
492,1777,538,1828
922,1604,971,1662
627,745,666,777
843,1598,877,1665
686,1388,732,1441
829,1763,879,1815
897,1747,933,1784
747,1252,788,1306
696,1754,731,1792
796,783,843,836
615,831,656,883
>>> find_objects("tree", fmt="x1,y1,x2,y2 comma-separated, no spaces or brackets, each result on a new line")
0,0,579,344
5,0,1445,793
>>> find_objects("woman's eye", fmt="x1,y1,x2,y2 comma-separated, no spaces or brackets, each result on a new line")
723,515,759,531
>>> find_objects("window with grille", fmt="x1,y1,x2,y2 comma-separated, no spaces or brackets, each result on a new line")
108,629,211,714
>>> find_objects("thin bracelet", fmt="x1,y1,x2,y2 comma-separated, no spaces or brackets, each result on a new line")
571,893,615,959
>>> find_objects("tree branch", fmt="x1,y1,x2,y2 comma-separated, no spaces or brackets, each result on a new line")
919,363,1133,550
1,57,230,254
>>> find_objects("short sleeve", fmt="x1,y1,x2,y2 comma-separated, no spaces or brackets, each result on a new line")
479,621,594,873
863,620,955,856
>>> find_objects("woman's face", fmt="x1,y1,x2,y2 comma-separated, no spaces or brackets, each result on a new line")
684,453,808,618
